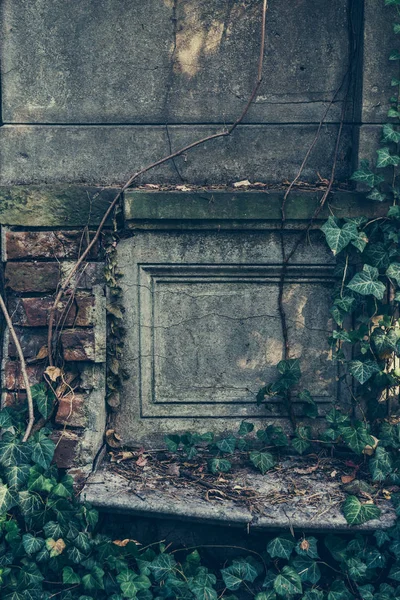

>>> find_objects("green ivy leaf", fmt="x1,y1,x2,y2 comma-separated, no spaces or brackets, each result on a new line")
367,188,387,202
390,50,400,60
188,567,217,600
117,570,151,596
273,566,302,596
351,161,382,188
4,465,30,490
387,262,400,285
347,264,386,299
22,534,45,555
267,536,295,560
377,146,400,167
370,446,392,481
216,436,236,454
150,553,176,581
165,435,180,452
249,451,275,474
0,483,16,514
292,556,321,584
62,566,81,585
342,496,381,525
295,537,319,558
31,384,53,420
348,360,381,385
82,566,105,591
209,458,232,474
321,217,358,256
238,421,254,435
221,559,258,591
30,436,55,470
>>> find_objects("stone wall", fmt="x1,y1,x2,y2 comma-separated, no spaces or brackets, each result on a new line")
0,1,395,464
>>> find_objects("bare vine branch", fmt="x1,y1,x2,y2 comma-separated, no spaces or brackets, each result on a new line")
0,293,34,441
47,0,268,365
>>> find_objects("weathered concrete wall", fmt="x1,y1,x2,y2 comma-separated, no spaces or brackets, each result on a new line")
0,0,375,185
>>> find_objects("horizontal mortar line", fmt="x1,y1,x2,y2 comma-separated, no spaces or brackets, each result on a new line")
140,415,326,420
0,121,365,127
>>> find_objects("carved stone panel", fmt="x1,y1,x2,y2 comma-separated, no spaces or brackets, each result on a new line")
114,229,340,447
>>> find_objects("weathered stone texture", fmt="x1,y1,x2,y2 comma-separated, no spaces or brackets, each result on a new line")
5,230,99,260
5,262,60,292
0,124,353,186
61,328,105,363
4,361,45,389
1,0,350,124
51,431,81,469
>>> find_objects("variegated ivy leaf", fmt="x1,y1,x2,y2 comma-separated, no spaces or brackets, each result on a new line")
387,262,400,285
382,123,400,142
342,495,381,525
348,360,381,385
367,188,387,202
321,217,358,256
347,264,386,299
351,160,383,188
0,483,16,514
376,146,400,168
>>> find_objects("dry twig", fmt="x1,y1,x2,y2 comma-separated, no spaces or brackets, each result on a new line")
0,293,34,441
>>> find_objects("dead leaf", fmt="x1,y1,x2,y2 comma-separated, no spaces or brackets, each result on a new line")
300,539,310,552
31,345,48,361
167,463,180,477
383,489,392,500
113,539,141,547
330,470,337,478
363,436,379,456
144,183,160,189
233,179,251,188
45,366,62,382
46,538,66,557
341,473,356,484
111,451,135,463
106,429,122,448
293,465,318,475
176,185,191,191
136,455,148,467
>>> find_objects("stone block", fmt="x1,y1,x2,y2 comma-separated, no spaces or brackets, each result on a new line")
3,391,27,409
0,186,118,227
8,294,96,327
5,262,60,292
60,262,105,290
1,0,351,124
5,230,100,260
55,393,87,428
361,0,397,123
113,229,346,447
0,124,353,186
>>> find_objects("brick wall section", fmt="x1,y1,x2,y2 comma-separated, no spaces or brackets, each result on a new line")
2,228,106,469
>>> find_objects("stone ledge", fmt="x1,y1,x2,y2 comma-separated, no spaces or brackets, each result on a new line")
0,186,117,227
81,466,396,533
124,190,390,230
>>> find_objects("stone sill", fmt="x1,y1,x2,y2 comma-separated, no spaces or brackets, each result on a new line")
124,190,390,230
81,463,396,533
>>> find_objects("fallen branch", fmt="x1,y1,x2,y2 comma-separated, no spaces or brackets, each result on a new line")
0,293,34,441
47,0,268,365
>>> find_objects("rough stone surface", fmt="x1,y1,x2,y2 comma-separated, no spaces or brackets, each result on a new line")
5,230,100,260
0,186,118,227
61,329,97,362
7,329,47,360
82,468,396,532
60,262,105,290
5,262,60,292
0,124,353,186
1,0,350,124
113,229,345,447
361,0,397,123
8,294,96,327
55,393,87,428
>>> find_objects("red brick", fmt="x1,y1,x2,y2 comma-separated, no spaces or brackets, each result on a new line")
8,294,95,327
5,262,60,293
3,391,27,409
4,361,45,389
61,262,105,290
55,394,87,428
51,431,81,469
61,329,96,361
6,231,100,261
8,329,48,360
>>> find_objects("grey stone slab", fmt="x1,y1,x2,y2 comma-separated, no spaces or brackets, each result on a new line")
356,125,381,171
0,124,353,186
1,0,351,124
0,185,118,227
124,190,391,229
112,229,347,447
82,467,396,532
361,0,397,123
